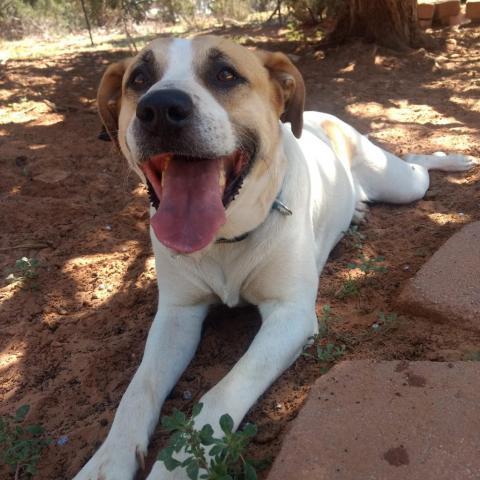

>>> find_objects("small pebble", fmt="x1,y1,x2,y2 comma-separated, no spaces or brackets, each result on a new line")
182,390,192,401
98,283,105,290
403,265,410,271
105,224,112,231
57,435,69,446
372,323,380,331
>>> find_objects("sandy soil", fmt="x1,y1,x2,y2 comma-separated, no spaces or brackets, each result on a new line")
1,24,480,479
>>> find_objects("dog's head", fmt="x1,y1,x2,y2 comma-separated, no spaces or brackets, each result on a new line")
97,36,305,254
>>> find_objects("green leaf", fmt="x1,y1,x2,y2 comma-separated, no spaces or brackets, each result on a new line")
191,403,203,418
186,459,199,480
158,447,181,471
209,444,224,458
199,424,214,445
219,414,233,435
15,405,30,422
244,462,257,480
26,424,44,436
242,423,257,438
168,430,184,448
25,464,38,475
173,410,187,425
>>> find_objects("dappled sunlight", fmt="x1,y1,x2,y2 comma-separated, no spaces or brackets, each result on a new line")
0,348,25,375
28,115,65,127
445,172,477,185
347,99,458,126
427,211,472,225
0,104,65,125
61,243,153,304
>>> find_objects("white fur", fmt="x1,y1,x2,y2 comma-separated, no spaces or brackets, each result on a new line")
75,109,474,479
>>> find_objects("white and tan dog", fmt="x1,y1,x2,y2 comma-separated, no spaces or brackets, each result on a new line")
75,35,474,480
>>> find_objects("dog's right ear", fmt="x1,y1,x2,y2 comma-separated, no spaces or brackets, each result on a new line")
97,58,133,144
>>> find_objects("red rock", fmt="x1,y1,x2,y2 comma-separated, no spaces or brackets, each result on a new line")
417,2,435,20
433,0,461,20
397,222,480,331
267,361,480,480
466,0,480,20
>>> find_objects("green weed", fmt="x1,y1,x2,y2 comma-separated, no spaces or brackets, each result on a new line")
335,275,360,299
0,405,51,478
159,403,258,480
371,312,398,334
5,257,39,288
304,305,346,364
347,254,387,275
344,225,365,250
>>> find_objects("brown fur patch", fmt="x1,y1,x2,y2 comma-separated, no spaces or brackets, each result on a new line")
322,119,356,166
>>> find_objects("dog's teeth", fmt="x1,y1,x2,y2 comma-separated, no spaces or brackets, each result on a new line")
219,167,226,189
136,447,145,471
162,155,171,171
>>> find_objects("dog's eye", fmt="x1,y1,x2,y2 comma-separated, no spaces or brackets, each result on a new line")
217,66,237,83
130,69,149,90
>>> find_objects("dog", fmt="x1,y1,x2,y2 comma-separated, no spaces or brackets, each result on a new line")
75,35,474,480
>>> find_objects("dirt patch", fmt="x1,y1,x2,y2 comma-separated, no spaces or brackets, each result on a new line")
1,25,480,479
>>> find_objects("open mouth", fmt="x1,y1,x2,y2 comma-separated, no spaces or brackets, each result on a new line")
142,148,254,254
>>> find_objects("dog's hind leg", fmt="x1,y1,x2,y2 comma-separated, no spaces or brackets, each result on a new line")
351,135,476,206
403,151,476,172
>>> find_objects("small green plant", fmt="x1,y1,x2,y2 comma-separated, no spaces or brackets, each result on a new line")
304,305,346,364
5,257,40,288
347,254,387,275
463,351,480,361
0,404,51,478
335,275,360,299
344,225,365,250
307,342,346,363
158,403,258,480
371,312,398,334
318,303,333,335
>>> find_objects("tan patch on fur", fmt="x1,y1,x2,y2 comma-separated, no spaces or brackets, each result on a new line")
97,58,133,143
322,119,356,166
191,36,285,177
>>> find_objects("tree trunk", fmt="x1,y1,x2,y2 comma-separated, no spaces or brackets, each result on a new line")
327,0,433,51
79,0,94,46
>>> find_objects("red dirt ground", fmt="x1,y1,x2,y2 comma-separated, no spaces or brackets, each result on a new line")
1,24,480,479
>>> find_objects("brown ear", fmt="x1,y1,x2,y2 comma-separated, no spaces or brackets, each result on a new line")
97,58,132,144
256,50,305,138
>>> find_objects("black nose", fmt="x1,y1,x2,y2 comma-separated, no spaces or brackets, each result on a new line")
136,89,194,132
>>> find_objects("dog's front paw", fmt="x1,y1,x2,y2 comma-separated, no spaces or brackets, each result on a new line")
73,442,145,480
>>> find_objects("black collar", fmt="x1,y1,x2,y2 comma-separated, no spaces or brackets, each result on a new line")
216,197,292,244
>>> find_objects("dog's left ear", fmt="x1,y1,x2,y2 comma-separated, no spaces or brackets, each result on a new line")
97,58,133,144
256,50,305,138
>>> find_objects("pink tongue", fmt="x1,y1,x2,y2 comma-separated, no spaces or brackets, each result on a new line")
150,158,226,253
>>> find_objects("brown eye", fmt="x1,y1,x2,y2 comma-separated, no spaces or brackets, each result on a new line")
217,67,237,82
130,69,149,90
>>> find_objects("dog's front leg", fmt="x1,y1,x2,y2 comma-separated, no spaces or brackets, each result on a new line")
74,303,208,480
147,299,318,480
